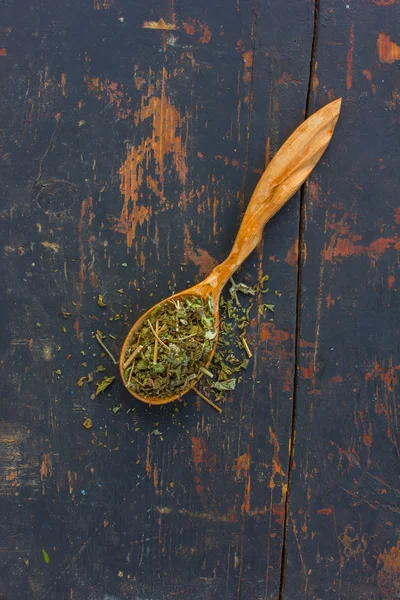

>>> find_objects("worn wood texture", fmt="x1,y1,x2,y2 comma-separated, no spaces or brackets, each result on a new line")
283,1,400,599
0,1,315,599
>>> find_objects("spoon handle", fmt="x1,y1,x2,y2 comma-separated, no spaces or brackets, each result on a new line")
203,98,341,296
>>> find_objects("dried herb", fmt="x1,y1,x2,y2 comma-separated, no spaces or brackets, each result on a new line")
258,303,274,314
95,331,117,365
61,311,72,319
123,295,216,399
83,417,92,429
42,548,50,564
77,376,86,387
97,294,106,308
96,376,115,395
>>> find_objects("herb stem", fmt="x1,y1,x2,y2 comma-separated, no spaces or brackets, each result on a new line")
123,344,144,369
147,319,169,349
200,366,214,379
96,332,117,364
193,387,222,414
153,320,159,365
240,335,252,358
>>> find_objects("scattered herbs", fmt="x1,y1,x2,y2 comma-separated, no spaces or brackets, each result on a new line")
77,376,86,387
97,294,106,308
41,548,50,564
123,295,216,399
61,311,72,319
96,376,115,395
258,303,274,314
95,330,117,365
83,417,92,429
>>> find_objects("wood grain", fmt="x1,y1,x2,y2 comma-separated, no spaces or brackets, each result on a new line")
282,1,400,598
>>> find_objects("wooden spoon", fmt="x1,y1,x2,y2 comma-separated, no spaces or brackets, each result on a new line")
120,98,342,405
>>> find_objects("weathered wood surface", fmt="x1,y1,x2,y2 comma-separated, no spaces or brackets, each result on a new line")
1,0,398,599
283,1,400,599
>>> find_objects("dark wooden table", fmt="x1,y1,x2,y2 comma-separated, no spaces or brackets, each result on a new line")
1,1,399,598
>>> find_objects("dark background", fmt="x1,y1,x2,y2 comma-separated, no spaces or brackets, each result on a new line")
1,1,399,599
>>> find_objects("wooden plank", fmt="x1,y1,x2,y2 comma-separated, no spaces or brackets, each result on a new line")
0,1,313,598
283,1,400,599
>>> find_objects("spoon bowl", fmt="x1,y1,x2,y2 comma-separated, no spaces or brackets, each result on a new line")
120,99,342,405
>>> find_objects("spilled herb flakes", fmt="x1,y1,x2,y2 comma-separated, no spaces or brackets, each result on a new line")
61,311,72,319
123,295,216,399
259,303,274,314
96,376,115,395
97,294,106,308
196,274,275,405
83,417,92,429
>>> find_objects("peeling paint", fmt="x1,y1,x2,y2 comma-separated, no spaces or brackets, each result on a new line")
182,19,212,43
378,540,400,598
117,71,187,249
377,33,400,64
143,19,176,30
183,224,218,278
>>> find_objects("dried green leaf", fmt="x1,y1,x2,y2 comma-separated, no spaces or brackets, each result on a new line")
212,379,236,391
77,376,86,387
42,548,50,564
96,376,115,395
97,294,106,308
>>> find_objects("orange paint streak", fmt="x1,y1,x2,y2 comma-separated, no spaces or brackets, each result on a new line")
242,473,251,514
317,507,333,516
182,19,211,43
61,73,67,96
363,69,373,81
93,0,120,10
0,48,6,56
285,239,298,267
378,540,400,598
301,359,314,379
260,323,289,344
242,50,253,83
153,464,159,490
191,436,216,496
394,208,400,224
86,77,131,119
388,275,395,288
269,427,285,490
183,224,218,278
363,423,373,448
378,33,400,63
346,24,355,90
326,293,334,308
276,72,301,87
372,0,396,4
117,72,187,248
365,359,400,393
5,470,17,485
324,217,400,263
272,503,285,526
143,19,176,30
67,471,77,497
331,375,343,383
235,453,250,478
